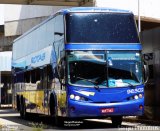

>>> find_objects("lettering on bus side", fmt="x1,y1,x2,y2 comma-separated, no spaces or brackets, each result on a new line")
31,53,46,64
127,88,144,94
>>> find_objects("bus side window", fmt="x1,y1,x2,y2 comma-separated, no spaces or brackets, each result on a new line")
43,67,48,89
48,65,53,81
17,73,24,83
16,73,24,90
31,70,36,84
35,69,41,89
25,71,30,83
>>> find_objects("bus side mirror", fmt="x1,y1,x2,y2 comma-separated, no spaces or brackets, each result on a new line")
54,32,64,36
143,61,149,84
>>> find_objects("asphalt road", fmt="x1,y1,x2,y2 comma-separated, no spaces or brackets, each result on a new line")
0,108,159,131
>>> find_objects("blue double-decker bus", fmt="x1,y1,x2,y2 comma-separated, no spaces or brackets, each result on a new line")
12,7,147,127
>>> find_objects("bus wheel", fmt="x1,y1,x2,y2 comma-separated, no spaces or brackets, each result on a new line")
49,95,64,126
50,95,56,117
111,116,123,127
20,97,28,119
50,95,56,124
16,95,20,111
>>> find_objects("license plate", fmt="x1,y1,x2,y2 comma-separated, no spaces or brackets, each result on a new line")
101,108,114,113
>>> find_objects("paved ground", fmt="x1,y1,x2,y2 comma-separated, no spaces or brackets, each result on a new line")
0,109,160,131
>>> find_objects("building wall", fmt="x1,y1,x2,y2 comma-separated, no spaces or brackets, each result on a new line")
4,5,71,21
96,0,160,21
4,5,70,36
0,5,4,25
5,16,47,36
0,34,18,51
1,72,12,104
141,28,160,53
141,27,160,120
0,52,12,104
0,51,12,71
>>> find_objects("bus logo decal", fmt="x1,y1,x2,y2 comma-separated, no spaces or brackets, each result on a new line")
127,88,144,94
31,53,46,64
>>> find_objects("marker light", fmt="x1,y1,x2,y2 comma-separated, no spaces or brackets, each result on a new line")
75,96,80,101
139,94,143,98
139,105,143,109
134,95,139,100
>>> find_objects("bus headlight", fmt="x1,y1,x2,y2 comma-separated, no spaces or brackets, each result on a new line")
69,94,87,101
128,94,143,100
75,96,80,101
70,94,75,99
134,95,139,100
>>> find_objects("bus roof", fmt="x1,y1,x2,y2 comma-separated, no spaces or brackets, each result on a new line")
60,7,131,14
13,7,132,43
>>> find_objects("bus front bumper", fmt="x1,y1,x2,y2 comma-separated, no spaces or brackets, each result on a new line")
68,99,144,117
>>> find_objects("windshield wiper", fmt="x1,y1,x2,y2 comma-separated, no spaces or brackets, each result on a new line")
95,75,106,86
118,81,136,89
76,76,100,91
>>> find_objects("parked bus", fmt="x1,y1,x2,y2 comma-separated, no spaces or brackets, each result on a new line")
12,7,148,126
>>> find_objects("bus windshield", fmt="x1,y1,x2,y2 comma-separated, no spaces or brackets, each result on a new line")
66,13,139,43
67,51,143,88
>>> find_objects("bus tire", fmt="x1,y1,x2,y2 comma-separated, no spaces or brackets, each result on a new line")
111,116,123,127
49,94,64,127
20,97,28,119
49,94,56,124
16,95,20,111
20,96,23,118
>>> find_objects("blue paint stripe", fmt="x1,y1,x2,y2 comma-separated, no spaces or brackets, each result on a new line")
65,43,142,50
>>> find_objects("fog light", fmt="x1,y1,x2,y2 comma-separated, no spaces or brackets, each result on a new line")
75,96,80,101
134,95,139,100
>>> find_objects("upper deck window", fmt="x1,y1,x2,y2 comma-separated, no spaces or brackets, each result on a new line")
66,13,139,43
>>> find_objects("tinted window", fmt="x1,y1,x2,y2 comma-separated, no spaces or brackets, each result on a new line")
66,13,139,43
25,71,30,83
